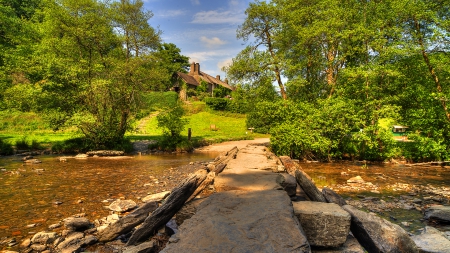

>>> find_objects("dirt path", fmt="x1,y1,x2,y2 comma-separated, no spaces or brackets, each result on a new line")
194,138,270,153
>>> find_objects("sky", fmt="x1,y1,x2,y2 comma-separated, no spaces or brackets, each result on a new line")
143,0,253,78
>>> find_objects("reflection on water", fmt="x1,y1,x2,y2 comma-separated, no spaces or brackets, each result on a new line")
0,152,218,240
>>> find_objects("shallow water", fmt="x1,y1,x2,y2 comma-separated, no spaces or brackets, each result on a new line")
0,152,219,241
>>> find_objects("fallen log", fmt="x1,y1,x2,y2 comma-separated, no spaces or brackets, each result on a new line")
126,170,207,246
213,146,238,166
98,201,159,242
322,187,347,206
279,156,326,202
342,205,419,253
187,171,215,202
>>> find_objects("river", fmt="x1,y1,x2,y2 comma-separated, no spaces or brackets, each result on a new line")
0,152,219,243
1,152,449,249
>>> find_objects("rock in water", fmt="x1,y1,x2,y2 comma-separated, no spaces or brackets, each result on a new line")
347,176,365,184
142,191,171,203
411,226,450,253
424,205,450,223
342,205,419,253
108,199,137,212
293,201,351,248
63,217,92,231
31,232,58,244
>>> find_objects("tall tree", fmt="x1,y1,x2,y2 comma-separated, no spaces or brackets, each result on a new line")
231,0,287,100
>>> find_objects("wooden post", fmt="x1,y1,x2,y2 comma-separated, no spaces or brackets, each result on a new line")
188,128,192,141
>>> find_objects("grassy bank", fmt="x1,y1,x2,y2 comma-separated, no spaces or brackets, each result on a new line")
0,100,269,153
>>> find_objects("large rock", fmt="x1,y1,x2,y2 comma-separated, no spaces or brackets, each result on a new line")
175,198,207,226
56,233,97,253
311,235,365,253
162,190,311,253
86,150,124,156
276,173,297,196
108,199,137,212
424,205,450,223
31,232,58,244
293,201,351,247
342,205,419,253
142,191,170,203
63,217,92,231
123,240,157,253
411,226,450,253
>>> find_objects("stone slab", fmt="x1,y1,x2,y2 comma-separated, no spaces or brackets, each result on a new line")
162,190,311,253
293,201,351,247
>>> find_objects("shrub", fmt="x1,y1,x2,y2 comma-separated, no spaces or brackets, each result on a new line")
0,139,14,155
15,137,29,150
204,97,229,111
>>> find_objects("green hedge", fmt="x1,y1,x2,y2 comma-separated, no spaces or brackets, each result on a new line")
204,97,229,111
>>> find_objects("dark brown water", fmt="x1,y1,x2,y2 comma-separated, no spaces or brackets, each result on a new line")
0,152,219,241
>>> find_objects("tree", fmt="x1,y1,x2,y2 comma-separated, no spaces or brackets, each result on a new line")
226,1,287,99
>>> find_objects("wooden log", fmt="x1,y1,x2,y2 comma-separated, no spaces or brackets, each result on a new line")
279,156,325,202
126,171,207,246
213,146,238,166
294,170,326,202
279,156,303,177
98,201,159,242
322,187,347,206
212,163,227,174
187,171,215,202
343,205,419,253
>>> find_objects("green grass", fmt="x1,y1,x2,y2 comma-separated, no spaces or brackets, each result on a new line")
132,110,268,142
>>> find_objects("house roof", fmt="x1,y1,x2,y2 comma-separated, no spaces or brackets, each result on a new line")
174,62,234,91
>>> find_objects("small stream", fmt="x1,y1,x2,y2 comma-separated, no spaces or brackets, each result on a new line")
0,152,219,243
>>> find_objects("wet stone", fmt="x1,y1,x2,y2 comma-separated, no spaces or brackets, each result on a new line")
108,199,137,212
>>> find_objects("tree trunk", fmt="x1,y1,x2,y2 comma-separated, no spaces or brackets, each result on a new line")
279,156,326,202
126,171,207,246
98,201,159,242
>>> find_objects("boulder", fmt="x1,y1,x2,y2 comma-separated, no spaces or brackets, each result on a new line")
311,234,365,253
276,173,297,196
30,244,47,251
31,231,58,244
424,205,450,223
342,205,419,253
86,150,125,156
56,233,97,253
142,191,171,203
322,188,347,206
411,226,450,253
162,190,311,253
108,199,137,212
63,217,92,231
123,240,157,253
293,201,351,247
347,176,365,184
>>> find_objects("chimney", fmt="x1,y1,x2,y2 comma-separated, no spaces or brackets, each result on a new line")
189,62,195,75
195,63,200,75
216,75,220,80
224,78,229,84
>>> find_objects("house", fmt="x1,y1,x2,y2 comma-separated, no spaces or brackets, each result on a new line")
392,125,409,141
172,62,234,100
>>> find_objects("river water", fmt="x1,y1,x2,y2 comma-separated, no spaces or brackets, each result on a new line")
1,155,449,248
0,152,219,242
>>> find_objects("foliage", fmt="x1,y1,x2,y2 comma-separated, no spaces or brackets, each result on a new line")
0,139,14,155
204,97,229,111
156,102,189,138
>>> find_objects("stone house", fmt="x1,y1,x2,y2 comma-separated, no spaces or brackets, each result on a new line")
172,62,234,100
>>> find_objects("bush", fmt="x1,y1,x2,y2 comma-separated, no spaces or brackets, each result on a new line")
0,139,14,155
157,102,189,138
204,97,229,111
15,137,29,150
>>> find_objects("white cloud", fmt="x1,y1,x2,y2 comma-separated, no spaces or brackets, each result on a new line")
218,58,233,70
191,0,200,5
156,9,187,18
200,36,227,48
191,10,245,24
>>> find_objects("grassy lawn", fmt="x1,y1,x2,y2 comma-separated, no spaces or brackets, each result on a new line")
131,110,268,143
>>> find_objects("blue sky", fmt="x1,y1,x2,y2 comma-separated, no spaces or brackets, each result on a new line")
143,0,253,78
